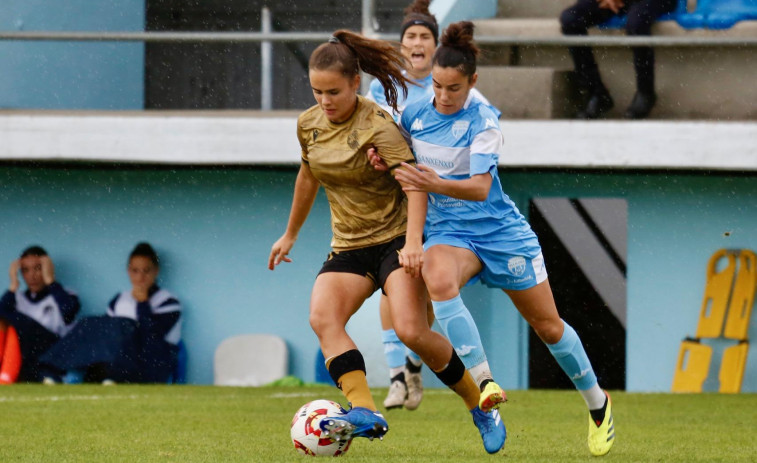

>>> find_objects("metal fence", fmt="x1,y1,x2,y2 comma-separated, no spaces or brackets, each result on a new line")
2,0,756,110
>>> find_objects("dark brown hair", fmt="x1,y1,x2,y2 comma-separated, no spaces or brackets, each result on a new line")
433,21,479,79
20,245,48,258
309,30,410,113
400,0,438,45
129,242,159,268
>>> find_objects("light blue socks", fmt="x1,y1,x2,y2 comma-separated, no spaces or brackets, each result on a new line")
432,295,488,369
546,320,598,391
382,329,406,370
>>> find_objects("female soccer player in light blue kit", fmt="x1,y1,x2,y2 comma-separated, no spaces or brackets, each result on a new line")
394,21,616,457
366,0,505,414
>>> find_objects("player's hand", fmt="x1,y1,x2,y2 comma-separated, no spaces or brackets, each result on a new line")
8,259,20,293
598,0,623,13
394,162,439,193
40,255,55,286
132,287,149,302
398,240,424,278
269,234,296,270
367,147,389,172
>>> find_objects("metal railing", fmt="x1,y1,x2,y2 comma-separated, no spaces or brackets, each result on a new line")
2,30,756,47
2,0,756,110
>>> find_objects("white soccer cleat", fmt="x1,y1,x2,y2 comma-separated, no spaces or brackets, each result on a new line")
383,379,408,409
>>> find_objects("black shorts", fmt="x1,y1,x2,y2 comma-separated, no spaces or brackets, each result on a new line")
318,236,405,294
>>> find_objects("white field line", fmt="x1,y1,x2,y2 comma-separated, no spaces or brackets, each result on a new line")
0,394,143,403
268,389,455,400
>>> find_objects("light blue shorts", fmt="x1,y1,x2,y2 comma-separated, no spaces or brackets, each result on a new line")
424,232,548,290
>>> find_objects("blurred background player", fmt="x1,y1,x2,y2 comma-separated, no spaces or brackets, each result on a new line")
0,245,80,383
268,29,505,453
366,0,505,413
393,21,615,456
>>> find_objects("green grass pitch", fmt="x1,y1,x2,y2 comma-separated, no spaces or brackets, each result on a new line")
0,385,754,462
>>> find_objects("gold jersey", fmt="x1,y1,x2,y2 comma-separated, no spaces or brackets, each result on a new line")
297,95,415,250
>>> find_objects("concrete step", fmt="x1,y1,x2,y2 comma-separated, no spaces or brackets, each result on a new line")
496,0,575,19
473,18,757,119
477,66,581,119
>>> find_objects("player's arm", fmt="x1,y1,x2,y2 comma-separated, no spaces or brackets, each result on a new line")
268,162,319,270
396,126,500,201
395,163,492,201
48,283,81,324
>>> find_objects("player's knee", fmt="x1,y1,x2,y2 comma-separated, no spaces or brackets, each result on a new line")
422,273,458,301
309,308,332,336
393,324,423,350
532,318,564,344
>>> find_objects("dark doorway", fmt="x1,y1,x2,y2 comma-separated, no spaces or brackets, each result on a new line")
528,198,627,390
143,0,407,110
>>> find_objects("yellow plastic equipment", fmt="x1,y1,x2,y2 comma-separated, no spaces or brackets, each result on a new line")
672,339,713,393
723,250,756,341
718,342,749,394
672,249,755,393
695,249,736,339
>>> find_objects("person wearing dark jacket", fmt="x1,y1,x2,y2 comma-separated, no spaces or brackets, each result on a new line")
40,242,181,384
560,0,678,119
0,245,80,382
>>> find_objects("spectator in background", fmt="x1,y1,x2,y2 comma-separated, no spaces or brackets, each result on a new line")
0,246,80,383
560,0,678,119
40,242,181,384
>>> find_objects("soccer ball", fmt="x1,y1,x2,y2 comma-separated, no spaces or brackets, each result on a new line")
290,399,352,457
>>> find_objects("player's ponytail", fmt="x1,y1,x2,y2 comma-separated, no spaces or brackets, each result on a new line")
433,21,479,79
309,30,410,113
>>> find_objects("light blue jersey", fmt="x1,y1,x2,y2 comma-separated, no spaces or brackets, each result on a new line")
401,92,544,290
367,72,501,123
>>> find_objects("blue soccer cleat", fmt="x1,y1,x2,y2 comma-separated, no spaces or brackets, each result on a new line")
320,406,389,441
471,406,506,454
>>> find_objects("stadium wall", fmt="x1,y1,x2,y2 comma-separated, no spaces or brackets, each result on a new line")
0,0,144,110
1,114,756,392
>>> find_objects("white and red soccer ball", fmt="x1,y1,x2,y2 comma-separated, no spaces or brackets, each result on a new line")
290,399,352,457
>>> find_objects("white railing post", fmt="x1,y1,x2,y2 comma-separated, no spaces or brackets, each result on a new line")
261,6,273,110
360,0,376,95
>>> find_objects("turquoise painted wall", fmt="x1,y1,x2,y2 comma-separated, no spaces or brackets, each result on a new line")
1,165,755,391
0,1,144,109
501,170,757,392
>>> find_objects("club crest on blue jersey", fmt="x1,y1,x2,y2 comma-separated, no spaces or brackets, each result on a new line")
451,120,470,139
507,256,527,276
411,118,423,131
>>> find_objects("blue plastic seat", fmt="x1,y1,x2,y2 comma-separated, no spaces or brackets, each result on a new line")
682,0,757,29
170,340,188,384
599,0,688,29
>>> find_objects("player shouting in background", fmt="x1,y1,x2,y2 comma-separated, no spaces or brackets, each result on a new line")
387,21,616,457
366,0,506,414
268,29,506,454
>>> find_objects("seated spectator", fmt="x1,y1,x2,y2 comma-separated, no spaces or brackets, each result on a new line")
40,242,181,384
560,0,677,119
0,246,80,383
